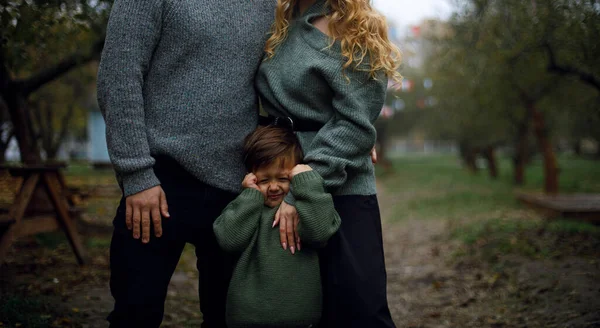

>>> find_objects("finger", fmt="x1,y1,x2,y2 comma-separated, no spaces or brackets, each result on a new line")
371,147,378,164
279,216,287,250
286,215,295,255
141,208,151,243
273,207,281,228
152,205,162,238
125,201,133,230
132,205,141,239
294,217,301,251
160,190,170,218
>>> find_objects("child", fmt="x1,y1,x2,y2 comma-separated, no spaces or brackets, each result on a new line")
213,125,341,328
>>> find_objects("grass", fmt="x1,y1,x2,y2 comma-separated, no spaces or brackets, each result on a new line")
378,154,600,262
379,155,517,221
379,154,600,222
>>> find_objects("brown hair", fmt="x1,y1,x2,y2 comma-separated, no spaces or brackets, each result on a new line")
243,126,304,172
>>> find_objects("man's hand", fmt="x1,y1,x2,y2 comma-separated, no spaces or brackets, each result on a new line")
125,185,170,243
290,164,312,178
242,173,260,191
273,201,300,254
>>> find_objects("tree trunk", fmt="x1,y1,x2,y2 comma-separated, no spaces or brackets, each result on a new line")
0,146,6,163
573,140,581,156
0,37,104,165
513,109,531,185
459,142,478,173
3,91,41,164
0,130,13,163
483,146,498,179
529,103,559,194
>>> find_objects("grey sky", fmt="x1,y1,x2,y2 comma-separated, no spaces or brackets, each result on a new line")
372,0,453,27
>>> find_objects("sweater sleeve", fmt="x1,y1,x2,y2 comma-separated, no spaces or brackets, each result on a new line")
292,171,341,247
96,0,166,197
213,188,265,252
303,70,387,193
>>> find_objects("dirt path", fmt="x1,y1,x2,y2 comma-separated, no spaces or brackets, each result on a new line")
377,184,600,328
3,182,598,327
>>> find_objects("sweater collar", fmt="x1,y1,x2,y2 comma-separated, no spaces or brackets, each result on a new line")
298,0,342,56
300,0,328,17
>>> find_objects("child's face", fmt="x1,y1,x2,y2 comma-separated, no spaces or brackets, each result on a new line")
253,162,293,208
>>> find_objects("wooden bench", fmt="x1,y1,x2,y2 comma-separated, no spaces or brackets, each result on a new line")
516,192,600,223
0,164,87,265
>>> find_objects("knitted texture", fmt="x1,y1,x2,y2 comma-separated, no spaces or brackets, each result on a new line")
97,0,275,196
256,0,388,197
213,170,341,328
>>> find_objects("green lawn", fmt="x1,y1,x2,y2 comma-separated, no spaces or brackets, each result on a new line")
378,154,600,222
378,154,600,262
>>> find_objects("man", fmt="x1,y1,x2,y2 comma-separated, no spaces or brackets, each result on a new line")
97,1,276,326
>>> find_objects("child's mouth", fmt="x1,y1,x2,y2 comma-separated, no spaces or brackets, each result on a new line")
268,194,282,200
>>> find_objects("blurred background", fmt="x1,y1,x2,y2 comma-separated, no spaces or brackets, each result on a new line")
1,0,599,327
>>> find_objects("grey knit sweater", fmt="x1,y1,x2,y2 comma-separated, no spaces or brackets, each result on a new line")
97,0,275,196
213,171,341,328
255,0,388,197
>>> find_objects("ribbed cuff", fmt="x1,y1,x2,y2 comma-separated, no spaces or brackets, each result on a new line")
240,188,265,203
291,170,322,188
284,192,296,206
122,167,161,197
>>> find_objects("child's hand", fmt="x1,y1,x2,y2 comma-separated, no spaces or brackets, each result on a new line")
242,173,260,190
290,164,312,178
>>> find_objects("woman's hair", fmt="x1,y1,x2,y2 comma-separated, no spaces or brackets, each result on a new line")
243,125,304,172
264,0,402,81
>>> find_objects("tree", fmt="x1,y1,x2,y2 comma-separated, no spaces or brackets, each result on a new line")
0,0,111,163
421,0,600,193
0,97,14,162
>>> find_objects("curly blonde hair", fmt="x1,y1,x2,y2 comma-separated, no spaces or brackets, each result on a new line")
264,0,402,82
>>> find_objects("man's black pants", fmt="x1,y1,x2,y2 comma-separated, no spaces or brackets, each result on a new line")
107,157,237,328
319,195,396,328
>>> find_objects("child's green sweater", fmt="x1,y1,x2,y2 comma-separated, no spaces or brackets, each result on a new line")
213,171,341,328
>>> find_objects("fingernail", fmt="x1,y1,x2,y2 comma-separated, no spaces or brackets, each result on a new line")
297,244,301,251
166,212,170,217
272,221,276,228
291,246,295,255
134,234,139,239
282,242,287,250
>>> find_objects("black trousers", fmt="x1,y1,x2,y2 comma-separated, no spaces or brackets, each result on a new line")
319,195,396,328
107,157,237,328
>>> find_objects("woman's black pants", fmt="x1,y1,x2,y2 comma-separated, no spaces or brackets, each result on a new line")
319,195,396,328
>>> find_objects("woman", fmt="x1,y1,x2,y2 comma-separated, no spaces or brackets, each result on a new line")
255,0,401,326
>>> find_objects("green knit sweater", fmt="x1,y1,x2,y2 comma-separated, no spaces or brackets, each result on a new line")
255,0,388,197
213,171,341,328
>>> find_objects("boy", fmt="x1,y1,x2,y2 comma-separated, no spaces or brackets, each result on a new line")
213,125,341,328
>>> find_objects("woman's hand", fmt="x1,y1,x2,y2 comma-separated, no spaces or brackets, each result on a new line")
242,173,260,191
371,146,377,164
273,201,300,254
290,164,312,177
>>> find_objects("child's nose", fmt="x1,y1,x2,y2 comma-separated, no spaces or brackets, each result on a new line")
268,182,279,191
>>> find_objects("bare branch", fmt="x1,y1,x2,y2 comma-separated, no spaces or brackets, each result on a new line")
16,38,105,96
545,42,600,92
